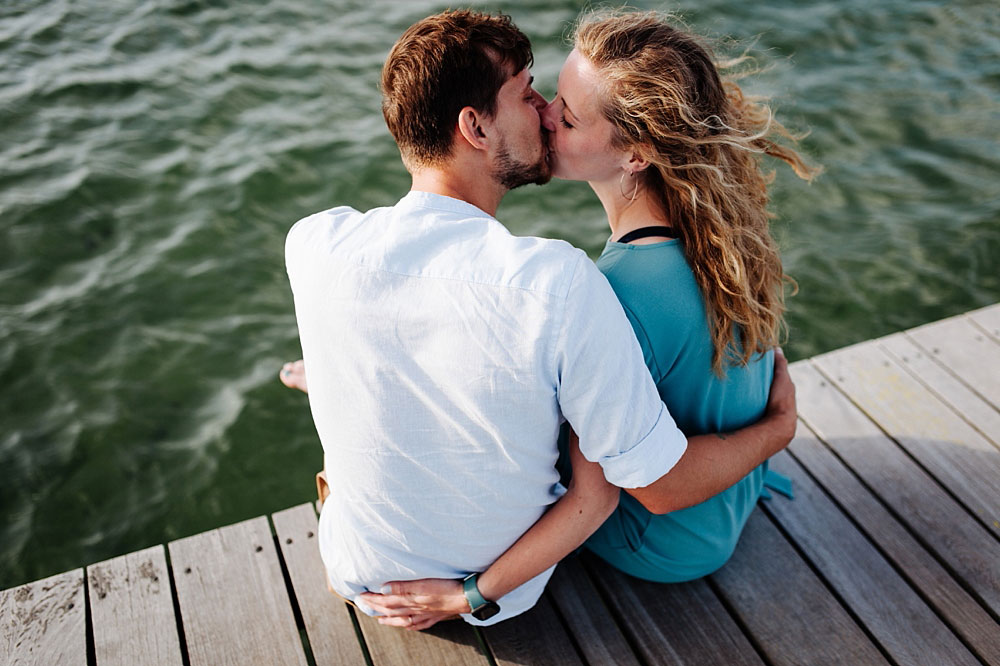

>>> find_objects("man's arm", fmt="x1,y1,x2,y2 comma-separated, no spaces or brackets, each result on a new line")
626,348,797,515
359,431,619,630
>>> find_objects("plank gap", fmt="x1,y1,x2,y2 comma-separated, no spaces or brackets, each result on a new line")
701,574,774,666
472,626,500,666
542,587,594,665
807,359,1000,542
84,567,96,666
162,542,193,666
968,312,1000,345
346,604,376,666
267,518,318,666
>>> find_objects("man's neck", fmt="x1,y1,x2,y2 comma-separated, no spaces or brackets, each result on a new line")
410,163,505,218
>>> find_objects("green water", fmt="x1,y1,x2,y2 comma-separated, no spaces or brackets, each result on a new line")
1,0,998,589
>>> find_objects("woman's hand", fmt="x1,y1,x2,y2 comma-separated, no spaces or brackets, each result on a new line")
360,578,470,630
763,347,797,446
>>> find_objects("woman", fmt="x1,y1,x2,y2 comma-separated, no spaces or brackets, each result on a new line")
289,9,814,625
536,10,815,583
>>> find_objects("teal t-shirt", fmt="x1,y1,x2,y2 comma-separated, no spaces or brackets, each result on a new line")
596,239,773,436
583,238,774,583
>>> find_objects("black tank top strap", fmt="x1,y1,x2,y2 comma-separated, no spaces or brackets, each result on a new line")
616,226,678,244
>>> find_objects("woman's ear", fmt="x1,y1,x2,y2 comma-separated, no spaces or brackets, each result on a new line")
626,150,651,174
456,107,490,151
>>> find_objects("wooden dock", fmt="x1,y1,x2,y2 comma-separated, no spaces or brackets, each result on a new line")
4,304,1000,665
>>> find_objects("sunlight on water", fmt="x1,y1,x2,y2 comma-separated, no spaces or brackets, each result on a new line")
1,0,997,587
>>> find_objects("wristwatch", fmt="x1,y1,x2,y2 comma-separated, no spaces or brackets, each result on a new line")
462,573,501,621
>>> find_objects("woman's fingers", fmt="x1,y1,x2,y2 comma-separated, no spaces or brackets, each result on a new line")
359,594,413,615
376,612,457,630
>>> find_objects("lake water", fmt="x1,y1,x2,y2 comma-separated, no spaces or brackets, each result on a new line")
1,0,998,588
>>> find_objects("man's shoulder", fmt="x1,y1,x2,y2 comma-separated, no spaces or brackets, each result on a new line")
286,205,368,244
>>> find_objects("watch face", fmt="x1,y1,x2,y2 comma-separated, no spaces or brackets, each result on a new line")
472,601,501,621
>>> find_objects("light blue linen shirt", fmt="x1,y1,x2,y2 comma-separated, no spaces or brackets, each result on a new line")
286,191,686,624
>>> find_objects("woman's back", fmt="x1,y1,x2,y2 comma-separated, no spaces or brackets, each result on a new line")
597,239,773,436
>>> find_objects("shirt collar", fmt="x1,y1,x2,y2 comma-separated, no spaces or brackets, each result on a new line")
399,190,496,221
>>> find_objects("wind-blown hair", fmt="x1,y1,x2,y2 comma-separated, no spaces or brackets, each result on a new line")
575,10,818,374
382,10,533,168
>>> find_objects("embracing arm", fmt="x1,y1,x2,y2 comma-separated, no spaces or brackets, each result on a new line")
359,431,618,629
475,430,619,601
626,348,798,515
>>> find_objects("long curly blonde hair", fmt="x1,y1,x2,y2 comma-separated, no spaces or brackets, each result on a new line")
575,11,819,375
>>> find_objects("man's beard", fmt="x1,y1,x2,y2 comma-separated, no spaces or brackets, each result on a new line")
493,136,551,190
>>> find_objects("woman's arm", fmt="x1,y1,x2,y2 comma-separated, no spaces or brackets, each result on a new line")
360,430,619,630
626,348,797,515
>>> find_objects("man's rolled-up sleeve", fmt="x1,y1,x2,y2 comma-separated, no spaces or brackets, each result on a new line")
553,255,687,489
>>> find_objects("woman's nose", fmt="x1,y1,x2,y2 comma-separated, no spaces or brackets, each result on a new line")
540,101,557,132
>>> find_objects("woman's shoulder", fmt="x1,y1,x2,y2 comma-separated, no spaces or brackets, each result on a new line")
597,241,704,320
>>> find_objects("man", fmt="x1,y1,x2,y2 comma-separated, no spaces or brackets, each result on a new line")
285,10,796,627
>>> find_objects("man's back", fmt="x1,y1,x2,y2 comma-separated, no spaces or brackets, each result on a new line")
287,191,594,622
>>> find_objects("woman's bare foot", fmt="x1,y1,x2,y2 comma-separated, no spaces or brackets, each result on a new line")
280,359,308,393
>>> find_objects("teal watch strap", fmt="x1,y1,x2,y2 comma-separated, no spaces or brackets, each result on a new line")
462,573,488,610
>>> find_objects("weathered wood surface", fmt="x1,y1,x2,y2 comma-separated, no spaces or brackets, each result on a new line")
713,509,889,666
792,360,1000,618
812,339,1000,534
168,517,308,666
484,594,582,666
547,558,640,666
786,409,1000,665
968,302,1000,340
907,311,1000,408
765,448,979,666
587,555,764,666
1,569,85,666
880,331,1000,449
87,546,183,666
271,504,367,665
355,611,488,666
4,305,1000,665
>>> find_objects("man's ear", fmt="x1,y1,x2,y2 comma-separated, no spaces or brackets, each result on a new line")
456,106,491,151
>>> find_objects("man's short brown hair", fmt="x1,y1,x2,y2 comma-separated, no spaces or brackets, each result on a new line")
381,10,533,167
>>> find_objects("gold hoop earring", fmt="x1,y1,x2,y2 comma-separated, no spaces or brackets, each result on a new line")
619,170,639,202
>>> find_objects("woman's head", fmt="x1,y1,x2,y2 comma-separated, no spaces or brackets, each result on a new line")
551,10,818,374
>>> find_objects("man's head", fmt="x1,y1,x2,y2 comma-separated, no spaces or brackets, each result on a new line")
381,10,550,187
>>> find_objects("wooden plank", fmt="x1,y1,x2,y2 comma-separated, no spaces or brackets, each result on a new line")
907,314,1000,409
764,449,979,665
880,332,1000,449
813,340,1000,534
791,360,1000,618
1,569,85,666
168,516,307,666
354,611,488,666
584,552,764,666
547,557,640,666
482,594,582,666
967,302,1000,341
712,510,888,665
87,545,183,666
271,504,367,665
786,414,1000,665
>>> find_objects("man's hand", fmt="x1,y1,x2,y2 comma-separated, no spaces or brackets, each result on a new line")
360,579,470,631
763,348,797,450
